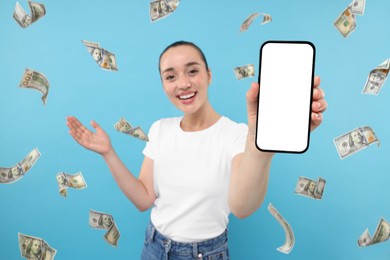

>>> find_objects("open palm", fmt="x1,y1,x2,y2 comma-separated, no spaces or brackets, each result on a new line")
66,116,112,155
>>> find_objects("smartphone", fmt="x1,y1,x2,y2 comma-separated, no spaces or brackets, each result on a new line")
255,41,315,153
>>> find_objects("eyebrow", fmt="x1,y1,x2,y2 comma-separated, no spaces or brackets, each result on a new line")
161,61,201,74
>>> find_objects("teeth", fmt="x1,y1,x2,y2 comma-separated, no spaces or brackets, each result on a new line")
179,93,195,100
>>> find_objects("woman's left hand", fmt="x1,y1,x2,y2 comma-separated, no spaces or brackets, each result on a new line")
246,75,327,137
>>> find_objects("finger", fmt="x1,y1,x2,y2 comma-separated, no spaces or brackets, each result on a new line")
313,76,320,88
310,112,323,131
311,99,328,113
246,82,259,103
246,82,259,117
90,120,101,130
312,87,325,100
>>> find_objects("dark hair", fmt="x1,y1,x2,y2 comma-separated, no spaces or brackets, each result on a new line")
158,41,209,73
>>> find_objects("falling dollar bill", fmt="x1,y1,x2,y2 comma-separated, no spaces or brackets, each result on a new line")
233,64,255,80
150,0,180,22
56,171,87,197
13,1,46,28
358,218,390,247
82,40,118,71
240,12,272,32
333,6,356,38
334,126,379,159
350,0,366,15
104,222,121,247
362,58,389,95
19,68,50,105
333,0,365,38
114,117,149,142
18,232,57,260
268,203,295,254
295,176,326,200
0,148,40,184
89,209,120,247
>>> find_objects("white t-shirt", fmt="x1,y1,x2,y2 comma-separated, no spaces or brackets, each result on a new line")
143,116,247,242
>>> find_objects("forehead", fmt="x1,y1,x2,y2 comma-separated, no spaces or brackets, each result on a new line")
160,45,204,69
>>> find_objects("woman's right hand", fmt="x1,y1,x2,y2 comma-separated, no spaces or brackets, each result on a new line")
66,116,112,156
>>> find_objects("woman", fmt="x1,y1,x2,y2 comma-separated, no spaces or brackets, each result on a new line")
66,41,327,259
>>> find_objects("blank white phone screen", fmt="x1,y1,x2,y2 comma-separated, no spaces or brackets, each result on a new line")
256,41,315,153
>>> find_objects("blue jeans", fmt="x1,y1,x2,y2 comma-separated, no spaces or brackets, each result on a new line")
141,222,229,260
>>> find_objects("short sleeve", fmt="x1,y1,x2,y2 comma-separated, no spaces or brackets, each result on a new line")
229,123,248,159
142,120,160,160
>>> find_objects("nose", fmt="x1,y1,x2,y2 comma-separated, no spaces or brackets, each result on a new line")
178,74,191,89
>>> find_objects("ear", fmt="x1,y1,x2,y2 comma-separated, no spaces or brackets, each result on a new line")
207,69,212,85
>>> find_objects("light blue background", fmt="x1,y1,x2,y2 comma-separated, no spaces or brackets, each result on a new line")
1,0,389,259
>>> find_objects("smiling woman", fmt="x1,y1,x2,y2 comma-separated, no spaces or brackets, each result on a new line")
65,40,326,259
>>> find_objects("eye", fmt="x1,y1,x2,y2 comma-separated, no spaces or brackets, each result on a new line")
188,68,199,76
165,74,175,81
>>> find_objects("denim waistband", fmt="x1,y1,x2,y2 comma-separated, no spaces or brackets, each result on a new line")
145,222,228,258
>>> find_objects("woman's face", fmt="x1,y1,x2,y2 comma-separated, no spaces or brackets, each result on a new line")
159,45,211,115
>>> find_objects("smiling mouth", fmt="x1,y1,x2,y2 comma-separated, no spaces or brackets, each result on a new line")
177,92,197,100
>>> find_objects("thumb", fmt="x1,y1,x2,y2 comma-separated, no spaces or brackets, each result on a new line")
90,120,101,131
247,82,259,115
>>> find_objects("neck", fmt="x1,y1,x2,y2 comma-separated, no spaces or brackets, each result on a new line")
180,103,221,132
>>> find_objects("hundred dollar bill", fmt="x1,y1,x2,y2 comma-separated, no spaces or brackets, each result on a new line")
18,232,57,260
268,203,295,254
150,0,180,22
334,0,366,38
350,0,366,15
233,64,255,80
295,176,326,200
362,58,389,95
89,209,115,230
104,222,121,247
56,171,87,197
13,1,46,28
82,40,118,71
19,68,50,105
240,12,272,32
333,6,357,38
89,209,120,247
358,218,390,247
114,117,149,142
334,126,379,159
0,148,40,184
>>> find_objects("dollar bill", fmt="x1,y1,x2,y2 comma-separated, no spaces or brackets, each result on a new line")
150,0,180,22
0,148,40,184
358,218,390,247
295,176,326,200
334,126,379,159
82,40,118,71
362,58,389,95
89,209,115,230
18,232,57,260
104,222,120,247
114,117,149,142
13,1,46,28
233,64,255,80
56,171,87,197
240,13,272,32
333,6,357,38
350,0,366,15
19,68,50,105
334,0,366,38
268,203,295,254
89,209,120,247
